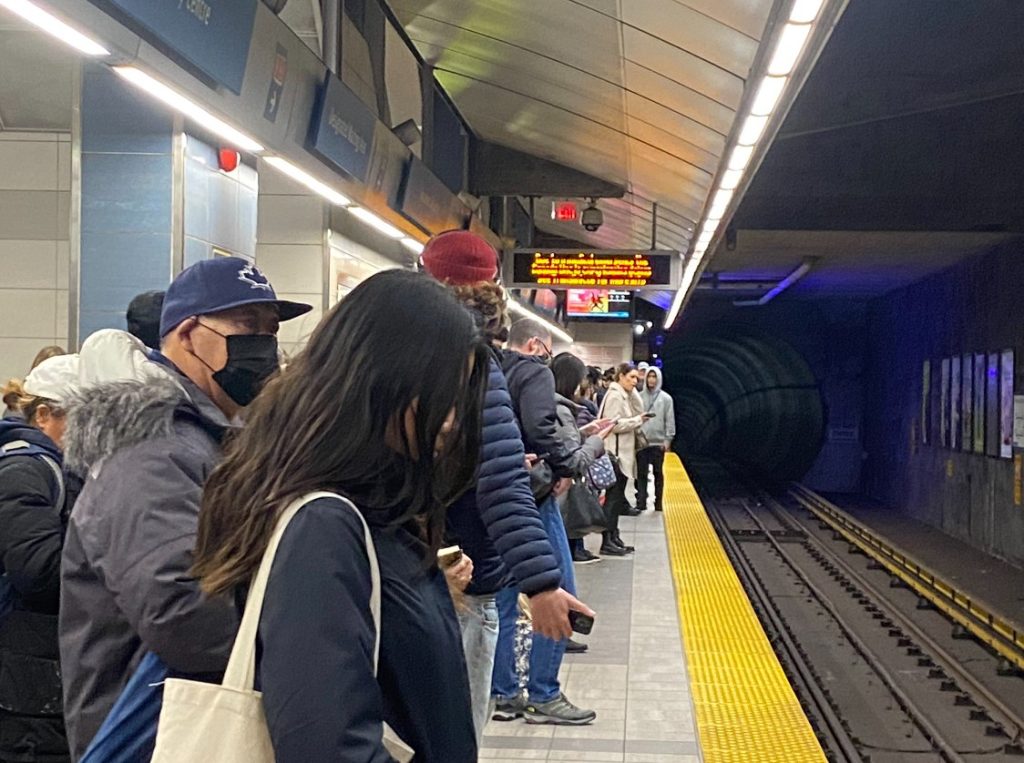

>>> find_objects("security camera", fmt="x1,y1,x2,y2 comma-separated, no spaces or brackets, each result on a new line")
580,200,603,232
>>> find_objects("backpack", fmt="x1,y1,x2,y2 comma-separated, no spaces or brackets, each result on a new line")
0,440,65,621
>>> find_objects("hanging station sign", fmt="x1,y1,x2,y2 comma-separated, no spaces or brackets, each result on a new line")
103,0,258,94
309,75,377,184
508,250,679,290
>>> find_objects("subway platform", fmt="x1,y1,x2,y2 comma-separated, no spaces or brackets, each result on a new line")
480,456,826,763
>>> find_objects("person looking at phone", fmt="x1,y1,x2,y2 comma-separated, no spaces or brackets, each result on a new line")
494,322,599,725
419,230,594,741
596,364,650,555
638,367,676,512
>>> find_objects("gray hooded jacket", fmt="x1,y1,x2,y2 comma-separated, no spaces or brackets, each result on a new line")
640,367,676,447
59,371,238,760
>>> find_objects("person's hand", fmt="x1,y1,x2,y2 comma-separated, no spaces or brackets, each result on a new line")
597,420,617,439
580,418,613,436
525,453,540,469
443,555,474,593
552,476,572,497
528,588,595,640
662,443,671,452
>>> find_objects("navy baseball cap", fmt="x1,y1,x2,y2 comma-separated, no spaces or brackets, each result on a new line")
159,257,313,338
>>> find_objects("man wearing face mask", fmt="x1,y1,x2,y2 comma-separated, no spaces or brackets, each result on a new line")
58,258,311,759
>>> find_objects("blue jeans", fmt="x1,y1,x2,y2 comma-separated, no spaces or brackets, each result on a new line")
457,594,500,745
491,495,577,704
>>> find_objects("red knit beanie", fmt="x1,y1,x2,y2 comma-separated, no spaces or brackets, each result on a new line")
421,230,499,285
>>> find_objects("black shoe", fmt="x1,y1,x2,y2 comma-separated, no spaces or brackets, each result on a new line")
566,638,588,654
600,542,630,557
655,506,663,512
612,531,635,553
624,505,643,517
572,547,601,565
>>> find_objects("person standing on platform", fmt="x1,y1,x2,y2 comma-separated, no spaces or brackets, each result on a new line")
637,366,675,513
597,364,650,554
419,230,592,742
59,258,311,759
0,356,81,763
494,320,597,726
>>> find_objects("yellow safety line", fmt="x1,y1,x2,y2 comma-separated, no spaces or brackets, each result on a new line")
662,455,827,763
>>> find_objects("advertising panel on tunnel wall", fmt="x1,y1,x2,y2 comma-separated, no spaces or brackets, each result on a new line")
961,354,973,452
950,356,961,450
973,353,986,453
1002,350,1015,458
940,358,950,448
986,353,1000,457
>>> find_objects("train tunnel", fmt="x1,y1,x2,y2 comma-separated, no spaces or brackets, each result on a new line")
662,327,825,481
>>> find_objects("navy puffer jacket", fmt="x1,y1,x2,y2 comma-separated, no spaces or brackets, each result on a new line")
445,354,562,596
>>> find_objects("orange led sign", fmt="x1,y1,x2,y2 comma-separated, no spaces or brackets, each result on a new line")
510,249,677,290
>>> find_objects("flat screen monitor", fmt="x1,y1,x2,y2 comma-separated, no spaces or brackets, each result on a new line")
566,289,632,321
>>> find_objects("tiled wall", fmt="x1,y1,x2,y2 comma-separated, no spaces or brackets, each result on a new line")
255,159,327,359
79,64,175,342
0,131,70,384
183,137,258,267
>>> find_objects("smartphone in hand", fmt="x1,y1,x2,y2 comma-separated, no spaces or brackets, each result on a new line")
568,610,595,635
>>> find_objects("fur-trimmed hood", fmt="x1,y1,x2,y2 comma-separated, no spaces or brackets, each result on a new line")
62,374,228,476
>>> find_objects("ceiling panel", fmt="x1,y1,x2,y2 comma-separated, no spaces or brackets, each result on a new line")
391,0,779,259
0,22,77,132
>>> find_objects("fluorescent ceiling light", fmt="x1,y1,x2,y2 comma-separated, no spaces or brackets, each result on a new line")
737,113,769,146
707,188,735,221
263,156,351,207
400,237,425,254
728,144,754,172
768,23,812,76
790,0,824,23
508,299,573,344
0,0,109,55
348,206,404,239
114,67,263,152
750,75,787,116
719,167,744,191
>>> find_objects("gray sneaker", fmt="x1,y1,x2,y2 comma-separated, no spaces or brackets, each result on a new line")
524,693,597,725
491,694,527,721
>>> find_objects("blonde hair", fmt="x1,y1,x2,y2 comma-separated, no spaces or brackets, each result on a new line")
449,282,510,344
2,378,58,423
31,345,67,370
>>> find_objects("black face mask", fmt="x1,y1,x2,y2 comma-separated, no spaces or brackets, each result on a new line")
195,324,280,407
214,334,280,406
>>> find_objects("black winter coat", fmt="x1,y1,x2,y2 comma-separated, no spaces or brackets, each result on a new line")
500,351,576,480
0,418,79,763
445,356,562,596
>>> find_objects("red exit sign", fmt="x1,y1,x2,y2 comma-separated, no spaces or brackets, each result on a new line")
551,201,578,222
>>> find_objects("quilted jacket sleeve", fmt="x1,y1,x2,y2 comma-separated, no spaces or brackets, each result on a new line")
475,359,562,596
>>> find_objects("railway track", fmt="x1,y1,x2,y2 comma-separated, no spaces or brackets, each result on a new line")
692,461,1024,763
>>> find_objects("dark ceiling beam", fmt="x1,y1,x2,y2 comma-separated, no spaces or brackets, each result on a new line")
468,139,625,199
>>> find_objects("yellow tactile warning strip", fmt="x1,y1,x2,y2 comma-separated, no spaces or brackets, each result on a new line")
662,455,827,763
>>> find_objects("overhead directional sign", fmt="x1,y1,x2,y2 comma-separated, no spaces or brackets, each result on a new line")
309,75,377,184
102,0,258,94
509,249,679,290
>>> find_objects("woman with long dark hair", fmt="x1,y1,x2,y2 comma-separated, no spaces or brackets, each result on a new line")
192,270,488,762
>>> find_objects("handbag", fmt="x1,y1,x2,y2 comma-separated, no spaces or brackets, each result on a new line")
561,482,608,538
149,492,414,763
585,454,617,490
79,652,167,763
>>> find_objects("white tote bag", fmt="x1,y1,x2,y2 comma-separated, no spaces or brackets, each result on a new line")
150,491,415,763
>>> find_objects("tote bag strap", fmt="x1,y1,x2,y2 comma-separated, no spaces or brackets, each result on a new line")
222,491,382,692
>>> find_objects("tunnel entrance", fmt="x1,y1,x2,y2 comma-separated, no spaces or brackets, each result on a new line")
663,326,825,481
